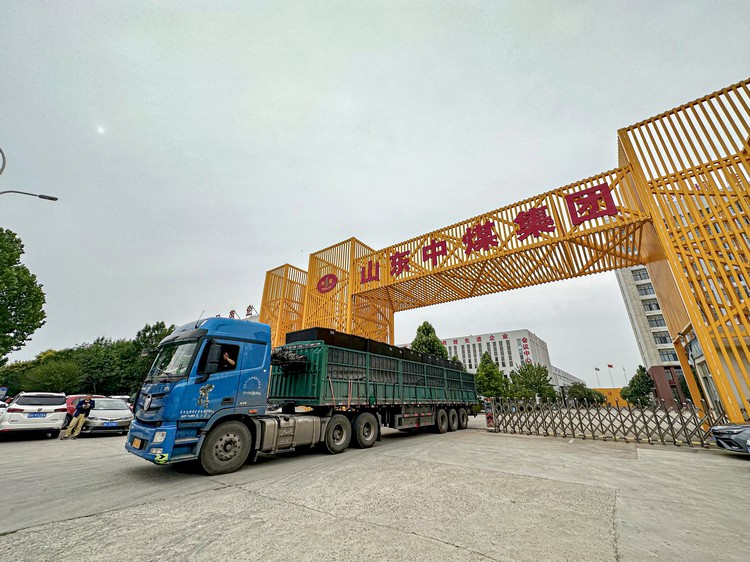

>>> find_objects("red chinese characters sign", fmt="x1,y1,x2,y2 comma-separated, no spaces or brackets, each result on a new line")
355,182,620,286
514,206,556,241
564,183,618,226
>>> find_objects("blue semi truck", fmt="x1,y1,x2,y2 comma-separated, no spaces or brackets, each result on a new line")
125,317,477,475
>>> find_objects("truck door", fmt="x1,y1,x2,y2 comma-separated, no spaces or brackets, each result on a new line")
236,339,270,412
182,339,243,420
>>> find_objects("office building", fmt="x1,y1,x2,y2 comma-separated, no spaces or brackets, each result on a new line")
615,266,687,408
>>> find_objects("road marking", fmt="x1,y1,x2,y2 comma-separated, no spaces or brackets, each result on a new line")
568,439,574,444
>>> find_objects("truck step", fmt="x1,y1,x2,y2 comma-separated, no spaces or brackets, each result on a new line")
174,437,200,446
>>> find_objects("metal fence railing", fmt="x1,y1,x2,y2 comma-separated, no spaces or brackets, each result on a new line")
485,397,729,448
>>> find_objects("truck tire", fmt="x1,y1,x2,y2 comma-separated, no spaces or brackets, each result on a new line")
447,408,459,432
457,407,469,430
352,412,378,449
324,414,352,454
199,421,251,475
434,408,448,434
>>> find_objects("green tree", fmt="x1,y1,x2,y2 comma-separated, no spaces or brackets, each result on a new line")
20,360,82,393
678,374,691,402
566,382,606,405
509,363,556,401
410,321,448,358
0,357,36,396
475,352,509,397
621,365,655,405
0,228,46,364
125,321,175,393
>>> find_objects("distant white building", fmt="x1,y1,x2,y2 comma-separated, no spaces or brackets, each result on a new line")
437,329,584,390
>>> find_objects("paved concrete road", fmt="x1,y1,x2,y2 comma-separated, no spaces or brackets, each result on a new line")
1,416,749,561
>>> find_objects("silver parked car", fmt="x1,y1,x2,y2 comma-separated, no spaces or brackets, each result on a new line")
0,392,67,438
712,424,750,454
80,398,134,435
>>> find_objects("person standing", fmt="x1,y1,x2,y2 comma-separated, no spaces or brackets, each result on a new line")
62,395,95,439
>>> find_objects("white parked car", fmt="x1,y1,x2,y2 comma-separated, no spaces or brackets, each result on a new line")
0,392,67,438
81,398,134,435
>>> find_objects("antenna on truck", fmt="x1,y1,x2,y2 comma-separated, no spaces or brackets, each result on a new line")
195,310,205,328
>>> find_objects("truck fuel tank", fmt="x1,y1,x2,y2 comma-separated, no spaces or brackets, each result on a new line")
258,415,322,453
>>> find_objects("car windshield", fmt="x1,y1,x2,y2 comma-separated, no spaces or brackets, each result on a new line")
146,341,198,383
15,396,66,406
93,399,129,410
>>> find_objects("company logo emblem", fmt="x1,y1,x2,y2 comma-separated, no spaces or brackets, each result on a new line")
316,274,338,293
198,384,214,408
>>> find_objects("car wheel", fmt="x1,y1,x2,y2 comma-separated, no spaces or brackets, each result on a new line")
457,408,469,429
434,408,448,434
447,408,459,432
352,412,378,449
49,430,60,439
324,414,352,454
199,421,252,475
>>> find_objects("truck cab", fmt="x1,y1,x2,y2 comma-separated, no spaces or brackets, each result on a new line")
125,318,271,470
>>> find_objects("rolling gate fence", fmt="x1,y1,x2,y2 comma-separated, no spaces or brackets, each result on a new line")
486,398,729,448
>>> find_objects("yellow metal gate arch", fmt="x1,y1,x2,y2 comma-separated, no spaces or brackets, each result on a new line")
261,78,750,423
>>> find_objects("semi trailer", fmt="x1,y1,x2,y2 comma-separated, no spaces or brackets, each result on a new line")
125,317,477,475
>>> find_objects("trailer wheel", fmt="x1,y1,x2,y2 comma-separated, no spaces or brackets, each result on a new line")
457,407,469,430
352,412,378,449
434,408,448,434
199,421,251,475
447,408,459,432
324,414,352,454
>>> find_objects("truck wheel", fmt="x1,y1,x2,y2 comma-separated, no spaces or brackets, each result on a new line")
457,408,469,430
324,414,351,454
447,409,459,432
199,421,251,475
434,408,448,434
352,413,378,449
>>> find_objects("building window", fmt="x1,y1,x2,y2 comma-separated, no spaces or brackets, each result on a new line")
659,350,679,362
637,283,655,296
653,332,671,345
506,340,513,367
632,269,650,281
642,299,660,311
666,370,674,381
648,315,667,328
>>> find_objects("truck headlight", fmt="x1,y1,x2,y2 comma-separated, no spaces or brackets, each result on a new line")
143,394,153,411
153,430,167,444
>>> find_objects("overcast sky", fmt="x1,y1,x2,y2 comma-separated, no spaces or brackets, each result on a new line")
1,1,748,386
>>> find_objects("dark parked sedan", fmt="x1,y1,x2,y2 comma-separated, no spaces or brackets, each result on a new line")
712,424,750,454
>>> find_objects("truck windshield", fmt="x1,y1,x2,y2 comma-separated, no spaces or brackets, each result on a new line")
146,341,198,383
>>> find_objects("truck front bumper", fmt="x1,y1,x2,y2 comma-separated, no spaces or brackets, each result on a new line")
125,420,178,465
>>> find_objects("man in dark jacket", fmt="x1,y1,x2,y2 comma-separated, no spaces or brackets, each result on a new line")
62,395,96,439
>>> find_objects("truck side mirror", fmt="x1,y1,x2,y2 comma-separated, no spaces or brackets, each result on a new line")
204,344,222,375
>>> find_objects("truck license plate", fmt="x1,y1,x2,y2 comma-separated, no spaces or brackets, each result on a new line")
132,437,142,448
28,412,47,418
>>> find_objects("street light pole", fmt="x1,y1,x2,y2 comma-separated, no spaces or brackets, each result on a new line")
0,190,58,201
0,147,58,201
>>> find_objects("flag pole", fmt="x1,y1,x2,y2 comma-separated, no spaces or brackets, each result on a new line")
594,367,601,387
608,366,615,387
